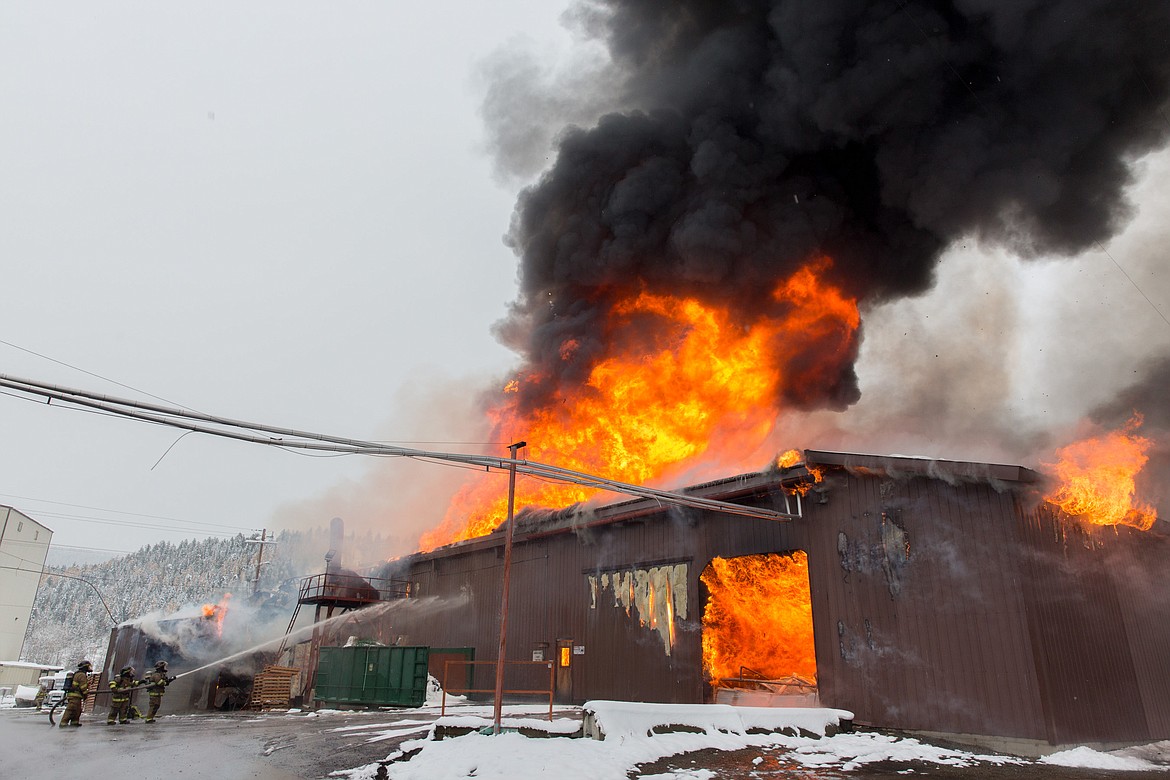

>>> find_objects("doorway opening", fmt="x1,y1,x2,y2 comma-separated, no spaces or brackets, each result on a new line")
700,550,816,704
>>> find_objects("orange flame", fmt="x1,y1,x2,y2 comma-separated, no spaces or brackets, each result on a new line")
1043,415,1157,531
201,593,231,636
776,449,802,469
700,552,816,684
419,258,859,549
776,448,826,494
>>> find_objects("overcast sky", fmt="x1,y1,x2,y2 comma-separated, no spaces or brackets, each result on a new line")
3,2,1168,565
0,1,579,560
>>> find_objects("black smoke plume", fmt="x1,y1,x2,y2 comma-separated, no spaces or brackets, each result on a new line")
495,0,1170,416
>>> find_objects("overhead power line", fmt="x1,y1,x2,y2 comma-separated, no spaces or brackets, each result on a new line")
0,338,201,412
0,565,117,625
50,543,137,555
27,510,249,538
0,491,255,532
0,373,801,523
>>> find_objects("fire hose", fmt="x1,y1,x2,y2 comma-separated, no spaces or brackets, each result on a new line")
46,698,63,726
47,677,176,725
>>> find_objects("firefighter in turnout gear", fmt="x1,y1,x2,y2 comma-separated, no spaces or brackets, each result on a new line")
107,666,141,725
144,660,175,723
59,660,92,727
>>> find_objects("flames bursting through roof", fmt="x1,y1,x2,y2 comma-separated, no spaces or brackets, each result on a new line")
1043,415,1157,531
426,1,1170,548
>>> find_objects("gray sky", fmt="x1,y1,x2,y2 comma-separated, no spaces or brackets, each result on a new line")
2,2,1168,564
0,1,575,560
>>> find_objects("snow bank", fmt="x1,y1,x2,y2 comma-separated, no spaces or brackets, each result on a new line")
436,715,582,735
426,673,467,706
1040,746,1160,771
14,685,40,704
582,701,852,740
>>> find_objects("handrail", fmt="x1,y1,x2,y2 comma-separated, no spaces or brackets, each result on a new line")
295,572,411,603
441,659,555,721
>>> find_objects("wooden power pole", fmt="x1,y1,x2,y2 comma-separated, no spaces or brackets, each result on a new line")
246,529,277,594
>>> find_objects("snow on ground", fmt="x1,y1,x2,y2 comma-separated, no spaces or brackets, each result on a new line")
363,725,435,744
583,701,850,739
323,700,1170,778
329,728,1021,780
439,714,583,735
323,702,571,746
329,718,437,733
326,702,1038,780
0,687,38,709
1040,745,1160,771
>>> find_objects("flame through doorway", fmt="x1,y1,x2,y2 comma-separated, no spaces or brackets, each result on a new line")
701,551,816,696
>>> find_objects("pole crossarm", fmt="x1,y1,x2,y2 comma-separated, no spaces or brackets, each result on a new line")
0,373,799,522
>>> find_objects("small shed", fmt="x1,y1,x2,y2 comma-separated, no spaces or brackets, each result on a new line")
0,661,63,689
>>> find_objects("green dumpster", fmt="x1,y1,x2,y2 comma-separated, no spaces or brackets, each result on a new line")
315,645,430,707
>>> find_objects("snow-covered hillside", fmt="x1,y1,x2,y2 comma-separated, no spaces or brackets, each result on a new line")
19,528,388,667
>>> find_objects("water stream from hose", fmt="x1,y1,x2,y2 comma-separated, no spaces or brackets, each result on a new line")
173,600,400,679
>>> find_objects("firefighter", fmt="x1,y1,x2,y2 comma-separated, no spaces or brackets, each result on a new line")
106,666,140,725
33,684,47,710
59,660,92,727
144,660,175,723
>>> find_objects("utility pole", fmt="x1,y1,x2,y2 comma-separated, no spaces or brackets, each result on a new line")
245,530,278,594
493,441,526,735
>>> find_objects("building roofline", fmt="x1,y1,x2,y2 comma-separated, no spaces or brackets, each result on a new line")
0,661,64,670
402,449,1038,563
803,449,1040,483
0,505,55,534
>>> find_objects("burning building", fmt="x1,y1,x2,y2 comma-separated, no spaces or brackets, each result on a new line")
302,0,1170,758
304,449,1170,754
101,594,262,713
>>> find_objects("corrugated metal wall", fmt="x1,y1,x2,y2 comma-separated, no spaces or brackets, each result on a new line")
1103,532,1170,740
101,622,222,712
1014,505,1170,744
328,455,1170,747
806,472,1048,739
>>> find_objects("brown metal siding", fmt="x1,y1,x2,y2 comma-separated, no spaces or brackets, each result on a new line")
751,470,1050,739
1105,533,1170,739
1014,507,1151,744
343,462,1167,746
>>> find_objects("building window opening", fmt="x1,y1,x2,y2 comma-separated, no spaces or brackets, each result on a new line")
700,551,816,693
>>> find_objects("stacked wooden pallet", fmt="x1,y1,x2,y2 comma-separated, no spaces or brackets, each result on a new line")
248,665,300,710
83,673,102,712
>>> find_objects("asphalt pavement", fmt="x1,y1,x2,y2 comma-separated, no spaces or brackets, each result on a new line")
0,705,434,779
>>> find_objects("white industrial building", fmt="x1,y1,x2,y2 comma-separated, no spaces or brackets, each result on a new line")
0,506,52,661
